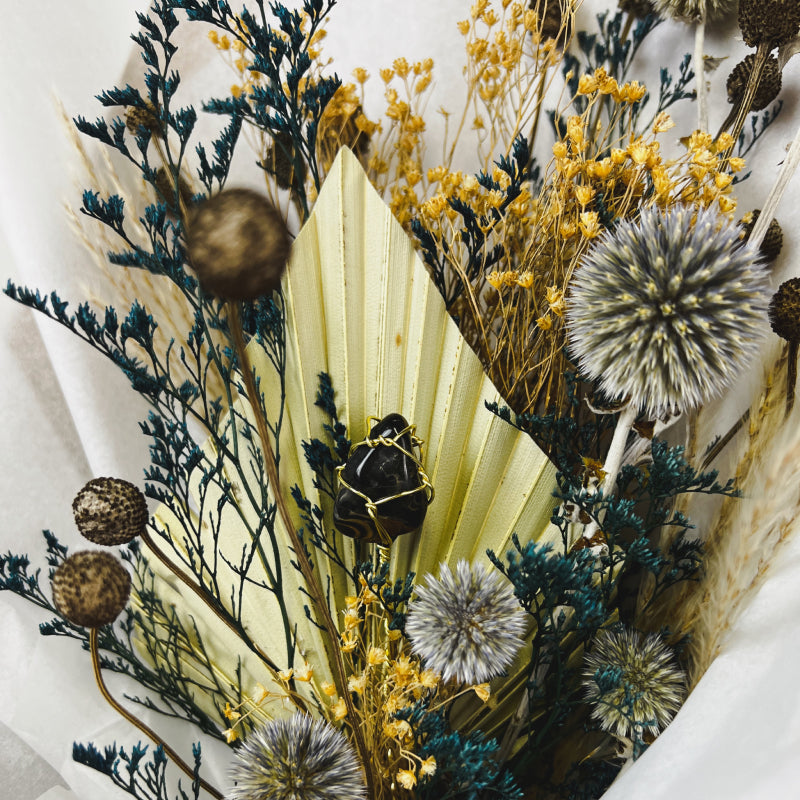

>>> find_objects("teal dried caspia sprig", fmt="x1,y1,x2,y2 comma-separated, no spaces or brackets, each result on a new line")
168,0,341,218
74,740,205,800
393,699,523,800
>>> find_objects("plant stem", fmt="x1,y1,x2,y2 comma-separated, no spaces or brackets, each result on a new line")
139,529,309,711
227,302,376,798
89,627,223,799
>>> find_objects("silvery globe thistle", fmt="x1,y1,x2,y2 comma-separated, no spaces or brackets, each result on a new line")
227,713,366,800
583,627,685,739
652,0,736,22
566,205,769,418
406,560,526,685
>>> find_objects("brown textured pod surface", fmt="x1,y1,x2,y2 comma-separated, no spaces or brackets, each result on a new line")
738,0,800,47
73,477,148,546
185,188,290,301
52,551,131,628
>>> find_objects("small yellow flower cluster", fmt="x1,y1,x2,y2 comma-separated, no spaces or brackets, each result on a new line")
362,57,435,229
220,681,278,743
325,576,452,796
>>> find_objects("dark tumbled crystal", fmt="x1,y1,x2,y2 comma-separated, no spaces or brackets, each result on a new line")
334,413,430,546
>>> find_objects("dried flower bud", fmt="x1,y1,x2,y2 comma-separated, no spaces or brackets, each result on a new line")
768,278,800,342
529,0,573,46
52,551,131,628
185,188,291,301
73,477,148,546
619,0,657,18
125,103,161,138
726,54,782,111
738,0,800,47
265,131,307,191
739,209,783,264
154,167,193,217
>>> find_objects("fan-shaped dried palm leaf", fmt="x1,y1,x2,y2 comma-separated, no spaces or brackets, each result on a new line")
140,148,558,726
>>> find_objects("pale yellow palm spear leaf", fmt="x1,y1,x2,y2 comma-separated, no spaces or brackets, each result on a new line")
145,147,558,720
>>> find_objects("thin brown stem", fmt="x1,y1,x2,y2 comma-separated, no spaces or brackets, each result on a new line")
139,529,308,711
786,340,798,418
89,627,223,799
227,302,376,798
717,43,771,160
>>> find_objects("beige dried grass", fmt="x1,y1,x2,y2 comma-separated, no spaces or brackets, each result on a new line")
668,344,800,689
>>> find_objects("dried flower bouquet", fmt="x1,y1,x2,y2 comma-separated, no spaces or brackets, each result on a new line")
2,1,800,799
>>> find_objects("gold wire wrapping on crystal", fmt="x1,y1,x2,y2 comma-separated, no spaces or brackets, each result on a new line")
335,417,435,547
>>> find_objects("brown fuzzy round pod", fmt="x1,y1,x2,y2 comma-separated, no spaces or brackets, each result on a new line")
73,477,148,546
739,209,783,264
185,188,291,301
52,551,131,628
727,54,782,112
769,278,800,342
738,0,800,47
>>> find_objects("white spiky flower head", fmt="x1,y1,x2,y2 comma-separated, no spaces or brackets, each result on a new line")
566,205,769,417
583,627,685,739
227,713,366,800
652,0,737,22
405,560,526,685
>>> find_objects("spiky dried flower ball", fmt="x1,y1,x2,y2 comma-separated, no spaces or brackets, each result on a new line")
52,551,131,628
739,209,783,264
185,188,290,301
406,560,526,685
125,102,161,137
227,713,366,800
583,627,685,738
566,205,769,416
652,0,736,22
73,477,148,546
769,278,800,342
739,0,800,47
726,53,782,112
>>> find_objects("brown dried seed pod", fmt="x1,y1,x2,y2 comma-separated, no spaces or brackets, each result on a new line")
265,131,308,191
529,0,573,46
619,0,656,18
769,278,800,342
125,103,161,138
185,188,291,301
738,0,800,47
73,477,148,546
727,54,782,112
154,167,194,217
52,551,131,628
739,210,784,264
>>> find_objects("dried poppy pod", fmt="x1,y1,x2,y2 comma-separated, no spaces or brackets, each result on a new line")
768,277,800,415
333,414,433,547
52,551,131,628
738,0,800,47
185,188,291,301
73,477,148,546
727,54,782,112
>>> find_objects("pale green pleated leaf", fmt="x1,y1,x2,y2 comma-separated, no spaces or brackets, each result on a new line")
144,147,559,722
